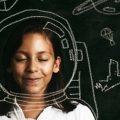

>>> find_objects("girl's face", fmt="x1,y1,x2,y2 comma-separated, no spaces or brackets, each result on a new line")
9,33,61,94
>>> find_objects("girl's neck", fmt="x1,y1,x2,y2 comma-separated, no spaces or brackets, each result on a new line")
17,95,46,119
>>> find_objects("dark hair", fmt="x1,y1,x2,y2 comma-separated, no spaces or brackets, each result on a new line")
0,18,77,115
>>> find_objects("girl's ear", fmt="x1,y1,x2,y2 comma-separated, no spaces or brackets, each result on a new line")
53,56,61,73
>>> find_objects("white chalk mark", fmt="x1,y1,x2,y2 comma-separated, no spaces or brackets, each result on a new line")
77,49,83,61
0,83,67,106
103,6,116,13
100,27,115,46
67,41,98,119
69,49,75,61
68,71,81,99
95,59,120,92
72,0,93,15
10,89,64,98
61,38,69,49
115,0,120,3
105,82,120,92
72,0,109,15
77,41,98,119
0,0,18,12
43,22,65,38
0,0,7,2
93,0,120,15
72,0,120,15
95,83,108,92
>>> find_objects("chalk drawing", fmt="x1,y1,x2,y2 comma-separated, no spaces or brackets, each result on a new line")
100,27,115,46
0,9,98,119
72,0,120,15
95,59,120,92
0,0,18,12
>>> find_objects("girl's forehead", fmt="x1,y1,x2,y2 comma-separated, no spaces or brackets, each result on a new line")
17,33,54,54
22,32,53,47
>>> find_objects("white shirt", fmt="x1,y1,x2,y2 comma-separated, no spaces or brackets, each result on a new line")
0,102,95,120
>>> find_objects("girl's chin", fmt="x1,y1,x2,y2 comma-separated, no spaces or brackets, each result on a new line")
21,87,45,95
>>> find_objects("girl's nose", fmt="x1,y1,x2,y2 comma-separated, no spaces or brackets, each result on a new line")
26,60,39,73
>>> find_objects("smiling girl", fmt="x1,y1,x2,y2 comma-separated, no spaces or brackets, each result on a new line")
0,18,95,120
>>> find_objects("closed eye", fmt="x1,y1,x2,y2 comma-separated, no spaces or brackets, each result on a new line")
15,58,28,62
38,59,48,62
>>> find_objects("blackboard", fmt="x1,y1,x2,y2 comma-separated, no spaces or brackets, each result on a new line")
0,0,120,120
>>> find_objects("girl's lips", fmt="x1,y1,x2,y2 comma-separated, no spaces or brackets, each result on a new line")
24,78,39,80
23,78,41,85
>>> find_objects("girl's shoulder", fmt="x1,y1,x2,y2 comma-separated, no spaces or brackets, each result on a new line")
73,102,95,119
68,100,96,120
50,100,96,120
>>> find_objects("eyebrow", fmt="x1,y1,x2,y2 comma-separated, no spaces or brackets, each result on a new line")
15,50,52,55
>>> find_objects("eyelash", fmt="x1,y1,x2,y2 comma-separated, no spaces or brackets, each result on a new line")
38,59,48,62
15,58,48,62
15,58,28,62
